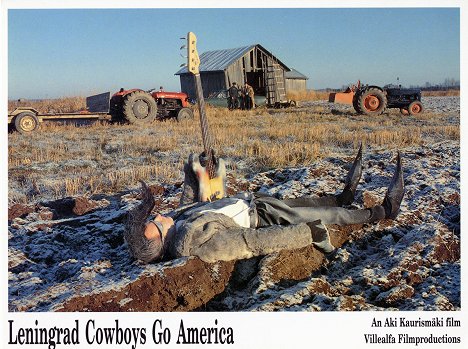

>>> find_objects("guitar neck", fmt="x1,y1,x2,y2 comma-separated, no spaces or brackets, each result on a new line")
193,74,215,177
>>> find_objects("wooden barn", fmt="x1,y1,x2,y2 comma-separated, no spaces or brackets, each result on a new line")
175,44,306,105
285,68,309,91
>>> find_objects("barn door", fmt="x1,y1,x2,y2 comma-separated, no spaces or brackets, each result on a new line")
246,72,264,95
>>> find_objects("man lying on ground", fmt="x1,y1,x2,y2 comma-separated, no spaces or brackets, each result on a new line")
124,146,404,264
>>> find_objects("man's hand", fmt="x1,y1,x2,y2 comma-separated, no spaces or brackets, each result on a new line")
180,154,200,205
125,181,155,239
138,180,156,216
199,149,219,168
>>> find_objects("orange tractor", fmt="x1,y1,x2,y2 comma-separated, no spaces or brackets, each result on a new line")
329,80,424,116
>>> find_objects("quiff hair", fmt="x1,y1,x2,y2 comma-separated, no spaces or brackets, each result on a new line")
124,181,164,263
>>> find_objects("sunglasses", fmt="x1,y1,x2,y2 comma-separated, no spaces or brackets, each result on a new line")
148,219,165,245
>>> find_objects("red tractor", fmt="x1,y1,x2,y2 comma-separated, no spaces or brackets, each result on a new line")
109,88,194,124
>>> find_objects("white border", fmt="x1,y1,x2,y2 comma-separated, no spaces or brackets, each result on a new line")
2,1,466,348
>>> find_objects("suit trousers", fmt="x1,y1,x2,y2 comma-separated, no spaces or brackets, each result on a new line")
253,193,385,228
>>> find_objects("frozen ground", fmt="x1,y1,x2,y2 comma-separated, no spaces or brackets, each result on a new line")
8,97,460,312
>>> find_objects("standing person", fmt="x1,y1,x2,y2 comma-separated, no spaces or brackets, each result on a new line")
245,83,255,109
157,86,166,106
124,146,405,263
239,85,246,110
227,82,239,110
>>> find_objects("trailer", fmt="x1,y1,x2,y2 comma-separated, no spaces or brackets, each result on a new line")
8,89,194,134
8,92,112,134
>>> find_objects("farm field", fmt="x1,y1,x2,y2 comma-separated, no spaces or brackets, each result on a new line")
8,96,460,312
8,96,459,204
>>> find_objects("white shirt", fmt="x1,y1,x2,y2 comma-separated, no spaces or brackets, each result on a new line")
198,199,251,228
175,197,253,231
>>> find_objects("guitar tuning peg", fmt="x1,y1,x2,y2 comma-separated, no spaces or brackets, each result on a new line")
180,63,187,67
180,37,186,40
180,44,187,50
180,53,187,58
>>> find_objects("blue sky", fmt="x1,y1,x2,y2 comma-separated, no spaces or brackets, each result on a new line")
8,7,460,99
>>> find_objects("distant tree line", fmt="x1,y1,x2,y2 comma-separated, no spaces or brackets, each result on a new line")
326,78,460,92
410,78,460,91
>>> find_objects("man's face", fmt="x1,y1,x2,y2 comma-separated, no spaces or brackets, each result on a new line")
156,214,174,237
144,214,174,243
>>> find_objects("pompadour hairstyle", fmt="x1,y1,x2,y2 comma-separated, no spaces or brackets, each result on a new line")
124,181,164,263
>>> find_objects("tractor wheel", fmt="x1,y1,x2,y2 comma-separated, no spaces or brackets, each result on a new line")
400,108,409,115
14,112,39,134
176,107,194,122
352,91,363,114
408,101,424,115
122,91,157,124
357,88,387,115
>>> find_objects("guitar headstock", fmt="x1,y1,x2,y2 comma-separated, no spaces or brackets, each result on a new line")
187,32,200,75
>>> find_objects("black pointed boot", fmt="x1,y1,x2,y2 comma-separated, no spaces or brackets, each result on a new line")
339,143,363,206
382,152,405,219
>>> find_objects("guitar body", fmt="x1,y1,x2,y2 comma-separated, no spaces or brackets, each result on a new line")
186,31,227,202
191,155,226,202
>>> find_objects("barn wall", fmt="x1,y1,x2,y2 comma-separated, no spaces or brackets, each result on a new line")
179,72,226,99
285,79,307,92
200,72,226,97
225,60,247,87
179,75,195,99
224,47,284,90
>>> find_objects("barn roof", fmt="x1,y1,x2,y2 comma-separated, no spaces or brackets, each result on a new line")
175,44,290,75
285,68,309,80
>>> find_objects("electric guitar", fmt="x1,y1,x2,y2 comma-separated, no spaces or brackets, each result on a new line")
186,32,226,202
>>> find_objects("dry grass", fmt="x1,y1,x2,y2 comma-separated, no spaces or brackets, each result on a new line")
8,99,459,204
8,97,86,114
421,90,460,97
287,89,329,101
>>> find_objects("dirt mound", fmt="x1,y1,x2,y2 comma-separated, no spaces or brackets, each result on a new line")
8,203,34,221
40,196,108,218
59,259,235,312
